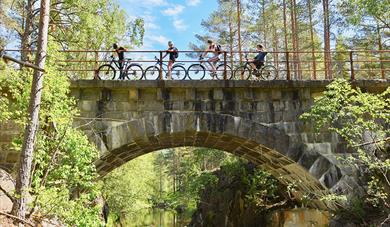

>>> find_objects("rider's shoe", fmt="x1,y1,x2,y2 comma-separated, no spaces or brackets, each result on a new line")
211,71,217,79
165,73,172,80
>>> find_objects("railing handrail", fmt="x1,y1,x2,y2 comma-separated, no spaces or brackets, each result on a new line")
4,49,390,53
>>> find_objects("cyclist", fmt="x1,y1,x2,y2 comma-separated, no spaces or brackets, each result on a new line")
250,44,267,72
200,40,222,78
162,41,178,80
112,43,127,72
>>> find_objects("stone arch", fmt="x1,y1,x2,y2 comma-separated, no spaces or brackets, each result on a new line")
86,111,342,209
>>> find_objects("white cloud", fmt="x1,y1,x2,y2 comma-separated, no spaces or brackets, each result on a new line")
173,19,188,31
162,5,185,16
145,22,159,30
147,35,169,45
142,14,160,30
186,0,201,6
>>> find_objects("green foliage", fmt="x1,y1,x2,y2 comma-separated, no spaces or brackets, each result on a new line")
301,79,390,223
102,153,157,220
0,45,102,225
301,79,389,146
338,0,390,29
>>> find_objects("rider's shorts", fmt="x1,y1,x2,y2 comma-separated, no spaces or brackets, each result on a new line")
254,60,264,69
208,55,220,62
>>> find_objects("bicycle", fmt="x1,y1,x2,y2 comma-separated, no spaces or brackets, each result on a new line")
143,56,187,80
187,56,232,80
96,55,144,80
233,54,278,80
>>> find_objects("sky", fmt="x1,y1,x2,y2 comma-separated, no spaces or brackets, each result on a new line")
118,0,218,51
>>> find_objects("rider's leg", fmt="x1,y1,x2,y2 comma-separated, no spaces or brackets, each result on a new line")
118,59,124,79
208,56,219,78
167,60,173,80
249,62,257,70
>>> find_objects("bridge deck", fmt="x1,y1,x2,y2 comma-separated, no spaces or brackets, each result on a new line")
70,79,390,90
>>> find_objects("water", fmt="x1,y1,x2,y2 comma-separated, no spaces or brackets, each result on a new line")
111,208,191,227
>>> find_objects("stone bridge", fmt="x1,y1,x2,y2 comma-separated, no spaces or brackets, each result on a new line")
1,80,388,209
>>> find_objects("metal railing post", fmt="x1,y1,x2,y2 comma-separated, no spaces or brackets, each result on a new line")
94,51,98,79
159,51,163,80
349,51,355,80
286,51,290,80
224,51,227,80
379,51,385,79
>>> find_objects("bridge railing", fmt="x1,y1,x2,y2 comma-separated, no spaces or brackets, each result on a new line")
2,49,389,80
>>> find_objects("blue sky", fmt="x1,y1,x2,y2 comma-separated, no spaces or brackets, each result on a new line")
118,0,218,51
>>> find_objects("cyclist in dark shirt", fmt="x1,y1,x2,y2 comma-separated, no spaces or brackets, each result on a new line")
250,44,267,70
162,41,178,80
112,43,127,71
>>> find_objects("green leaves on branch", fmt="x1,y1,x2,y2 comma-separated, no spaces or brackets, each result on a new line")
301,79,389,147
301,79,390,222
0,45,102,225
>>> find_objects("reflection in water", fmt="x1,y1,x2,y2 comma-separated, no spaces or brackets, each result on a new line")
117,208,190,227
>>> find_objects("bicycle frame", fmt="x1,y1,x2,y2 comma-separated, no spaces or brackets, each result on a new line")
199,57,220,72
106,57,143,79
153,57,169,74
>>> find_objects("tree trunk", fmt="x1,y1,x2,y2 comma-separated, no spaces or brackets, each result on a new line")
20,0,34,62
292,0,302,79
308,0,317,79
290,0,301,79
322,0,332,79
272,18,279,71
236,0,243,68
12,0,51,221
228,4,235,71
377,24,385,79
261,0,267,47
282,0,290,79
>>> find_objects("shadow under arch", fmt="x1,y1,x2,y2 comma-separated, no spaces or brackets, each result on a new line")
90,112,334,209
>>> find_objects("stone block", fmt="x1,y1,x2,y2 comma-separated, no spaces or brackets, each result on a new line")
299,88,311,100
254,90,269,101
213,88,223,100
271,89,282,100
81,88,100,100
309,156,332,179
128,88,139,100
319,165,342,188
186,88,195,100
111,90,129,102
242,88,253,100
273,101,285,111
273,111,283,122
240,101,252,112
170,89,185,101
256,102,268,112
311,91,323,99
282,111,297,122
79,100,97,112
69,89,81,99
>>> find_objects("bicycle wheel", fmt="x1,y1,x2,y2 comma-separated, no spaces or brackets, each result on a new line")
215,64,232,80
144,66,160,80
261,65,278,80
171,65,187,80
187,64,206,80
97,64,116,80
125,64,143,80
233,65,252,80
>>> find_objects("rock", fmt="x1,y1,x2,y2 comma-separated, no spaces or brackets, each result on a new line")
0,168,15,212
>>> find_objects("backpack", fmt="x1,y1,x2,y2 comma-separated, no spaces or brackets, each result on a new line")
215,44,222,54
173,47,179,59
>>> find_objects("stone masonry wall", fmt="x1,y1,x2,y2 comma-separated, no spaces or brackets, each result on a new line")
0,79,388,208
